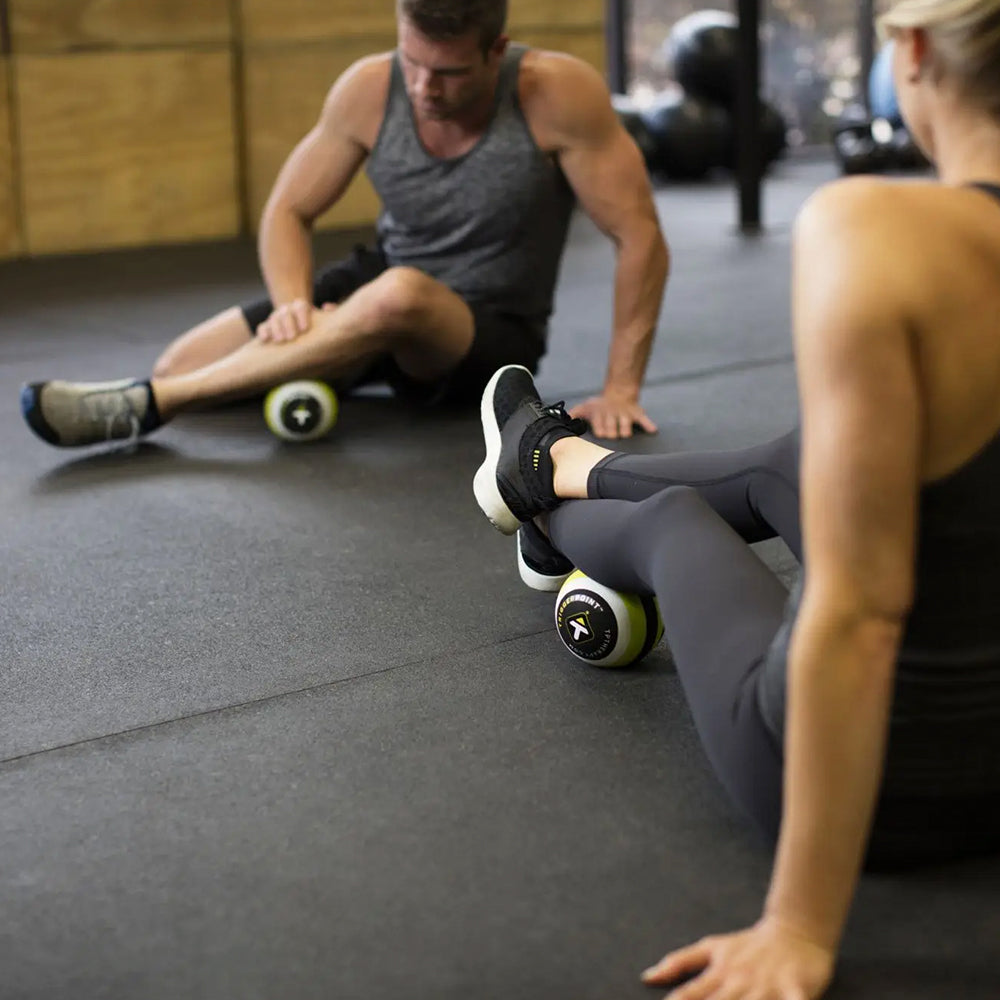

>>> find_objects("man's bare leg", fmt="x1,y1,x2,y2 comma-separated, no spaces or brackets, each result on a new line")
152,268,474,418
153,303,379,392
21,268,476,446
152,307,254,378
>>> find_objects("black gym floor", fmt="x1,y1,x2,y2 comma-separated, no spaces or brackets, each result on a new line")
1,160,997,1000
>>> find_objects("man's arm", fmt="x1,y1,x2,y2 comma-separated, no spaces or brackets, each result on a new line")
527,54,669,439
257,55,389,341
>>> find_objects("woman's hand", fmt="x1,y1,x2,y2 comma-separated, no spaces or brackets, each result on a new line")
641,915,835,1000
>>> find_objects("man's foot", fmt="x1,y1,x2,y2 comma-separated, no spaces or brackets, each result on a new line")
473,365,586,534
517,521,574,591
20,379,160,447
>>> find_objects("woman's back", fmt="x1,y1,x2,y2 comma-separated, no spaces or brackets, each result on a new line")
855,179,1000,796
900,181,1000,483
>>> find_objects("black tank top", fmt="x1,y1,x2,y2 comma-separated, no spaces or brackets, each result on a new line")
887,181,1000,795
887,430,1000,796
764,181,1000,798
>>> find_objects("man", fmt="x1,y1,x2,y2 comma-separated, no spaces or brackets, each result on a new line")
21,0,669,447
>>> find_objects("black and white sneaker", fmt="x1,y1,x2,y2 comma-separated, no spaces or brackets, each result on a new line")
20,378,159,447
517,521,574,591
472,365,586,535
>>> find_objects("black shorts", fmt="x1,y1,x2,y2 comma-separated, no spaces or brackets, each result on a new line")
240,245,546,407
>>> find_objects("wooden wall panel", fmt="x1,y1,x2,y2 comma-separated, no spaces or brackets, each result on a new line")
18,50,240,255
242,0,606,45
509,0,605,32
518,30,607,74
3,2,609,256
243,40,394,231
241,0,396,44
9,0,232,53
0,62,22,258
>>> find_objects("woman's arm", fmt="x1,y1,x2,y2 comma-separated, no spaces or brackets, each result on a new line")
643,179,922,999
765,179,922,951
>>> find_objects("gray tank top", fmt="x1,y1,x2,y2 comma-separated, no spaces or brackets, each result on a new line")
366,45,576,330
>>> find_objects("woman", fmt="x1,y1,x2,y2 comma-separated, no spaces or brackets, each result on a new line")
474,1,1000,996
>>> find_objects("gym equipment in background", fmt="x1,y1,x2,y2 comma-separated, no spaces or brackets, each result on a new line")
667,8,740,107
869,40,903,127
639,90,732,180
831,105,928,175
614,9,787,182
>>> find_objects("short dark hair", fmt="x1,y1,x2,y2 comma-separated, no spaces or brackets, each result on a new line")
397,0,508,54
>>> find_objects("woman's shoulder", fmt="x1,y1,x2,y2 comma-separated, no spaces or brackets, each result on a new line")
796,176,996,244
795,177,1000,304
798,177,934,236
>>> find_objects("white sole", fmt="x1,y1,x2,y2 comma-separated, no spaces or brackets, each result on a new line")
472,365,530,536
517,540,572,592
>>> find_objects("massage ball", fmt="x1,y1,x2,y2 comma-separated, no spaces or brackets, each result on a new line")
554,570,664,668
264,380,338,442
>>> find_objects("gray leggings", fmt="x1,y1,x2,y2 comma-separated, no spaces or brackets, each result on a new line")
546,430,999,868
547,431,799,846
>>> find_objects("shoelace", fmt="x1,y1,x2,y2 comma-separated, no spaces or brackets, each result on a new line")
81,388,141,442
542,401,587,435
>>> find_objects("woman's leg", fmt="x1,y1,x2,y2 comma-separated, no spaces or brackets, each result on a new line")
547,486,789,843
474,366,791,838
552,430,802,562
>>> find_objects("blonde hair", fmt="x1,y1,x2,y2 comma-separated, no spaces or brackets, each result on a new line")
879,0,1000,116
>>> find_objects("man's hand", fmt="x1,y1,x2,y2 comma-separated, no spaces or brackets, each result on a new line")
568,393,656,440
257,299,337,343
641,916,835,1000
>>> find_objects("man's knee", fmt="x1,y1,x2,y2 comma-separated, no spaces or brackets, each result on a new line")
364,267,448,335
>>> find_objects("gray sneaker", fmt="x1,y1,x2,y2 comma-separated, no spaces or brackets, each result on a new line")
20,379,156,447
